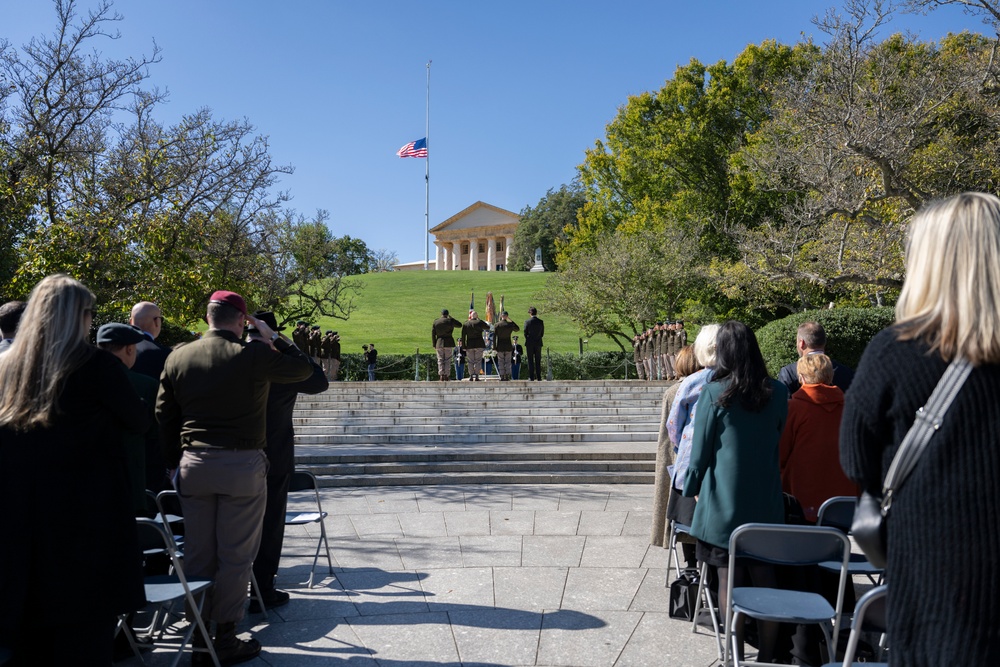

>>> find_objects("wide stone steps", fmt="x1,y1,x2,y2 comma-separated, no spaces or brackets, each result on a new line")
293,380,669,486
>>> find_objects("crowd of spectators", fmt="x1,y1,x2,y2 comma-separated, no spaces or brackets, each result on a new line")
652,191,1000,664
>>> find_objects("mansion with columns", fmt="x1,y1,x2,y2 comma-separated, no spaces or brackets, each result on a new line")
395,201,520,271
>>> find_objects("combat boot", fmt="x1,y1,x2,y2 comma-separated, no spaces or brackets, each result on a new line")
211,622,261,666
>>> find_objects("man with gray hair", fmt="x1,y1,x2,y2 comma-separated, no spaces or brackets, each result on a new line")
0,301,26,355
777,321,855,396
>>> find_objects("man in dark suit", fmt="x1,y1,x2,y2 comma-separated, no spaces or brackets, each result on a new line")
777,321,855,396
432,309,463,381
0,300,25,355
523,306,545,381
156,291,313,665
129,301,172,492
246,312,328,613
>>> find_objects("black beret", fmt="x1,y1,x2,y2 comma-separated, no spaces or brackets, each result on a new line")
97,323,147,345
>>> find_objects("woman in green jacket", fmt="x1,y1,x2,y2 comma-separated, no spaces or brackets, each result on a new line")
682,320,788,661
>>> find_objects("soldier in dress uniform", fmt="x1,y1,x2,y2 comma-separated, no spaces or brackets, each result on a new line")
462,311,490,381
432,309,463,381
492,311,520,381
632,334,645,380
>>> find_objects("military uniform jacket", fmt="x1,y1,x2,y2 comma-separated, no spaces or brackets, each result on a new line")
156,329,314,467
462,318,490,349
308,330,322,357
292,327,309,351
321,335,340,360
432,316,463,349
512,343,523,363
493,320,520,352
633,341,642,363
675,329,687,352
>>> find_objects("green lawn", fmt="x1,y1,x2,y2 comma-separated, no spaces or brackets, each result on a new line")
303,271,623,355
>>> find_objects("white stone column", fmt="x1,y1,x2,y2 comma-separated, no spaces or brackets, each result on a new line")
469,239,478,271
435,243,444,271
452,242,461,270
505,236,513,270
486,237,496,271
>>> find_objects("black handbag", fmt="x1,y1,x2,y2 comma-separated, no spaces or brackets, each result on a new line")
669,568,701,620
851,358,972,569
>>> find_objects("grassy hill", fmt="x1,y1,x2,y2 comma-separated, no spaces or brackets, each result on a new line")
303,271,623,355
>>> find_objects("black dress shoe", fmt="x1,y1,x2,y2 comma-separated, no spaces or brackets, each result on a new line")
248,588,290,613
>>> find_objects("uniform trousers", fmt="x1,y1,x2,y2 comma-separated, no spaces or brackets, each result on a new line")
635,361,645,380
322,357,340,381
496,351,512,376
511,360,521,379
466,348,484,378
177,448,267,623
661,353,672,379
643,357,653,381
436,347,453,377
252,470,290,593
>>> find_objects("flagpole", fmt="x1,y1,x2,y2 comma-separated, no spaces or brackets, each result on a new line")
424,60,431,270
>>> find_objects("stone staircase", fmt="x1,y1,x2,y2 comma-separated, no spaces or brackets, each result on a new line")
293,380,670,487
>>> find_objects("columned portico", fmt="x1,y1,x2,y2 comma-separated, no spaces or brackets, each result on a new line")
426,201,520,272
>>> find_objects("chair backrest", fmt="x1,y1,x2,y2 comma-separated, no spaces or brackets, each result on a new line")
854,585,887,634
289,470,320,493
135,518,186,578
838,585,888,665
156,489,184,519
730,523,851,566
817,496,857,534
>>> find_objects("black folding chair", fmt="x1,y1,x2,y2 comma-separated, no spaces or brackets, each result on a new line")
821,584,888,666
284,470,334,587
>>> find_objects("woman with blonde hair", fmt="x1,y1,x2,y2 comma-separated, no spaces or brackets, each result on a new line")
651,344,702,546
842,192,1000,664
0,274,149,665
662,324,719,567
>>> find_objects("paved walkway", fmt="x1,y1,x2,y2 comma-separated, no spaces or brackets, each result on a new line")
127,483,723,667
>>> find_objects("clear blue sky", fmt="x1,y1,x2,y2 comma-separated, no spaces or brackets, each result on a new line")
6,1,987,262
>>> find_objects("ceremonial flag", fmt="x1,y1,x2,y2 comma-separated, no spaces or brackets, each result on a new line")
469,291,475,318
485,292,496,325
396,137,428,158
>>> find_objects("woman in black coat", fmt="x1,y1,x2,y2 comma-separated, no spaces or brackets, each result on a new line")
0,274,149,666
841,192,1000,665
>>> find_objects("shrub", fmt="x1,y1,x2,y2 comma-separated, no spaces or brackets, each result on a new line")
755,307,896,376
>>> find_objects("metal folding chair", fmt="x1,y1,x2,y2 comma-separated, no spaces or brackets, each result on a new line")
117,518,220,667
284,470,334,587
725,523,852,667
816,496,884,585
821,584,888,667
665,519,692,583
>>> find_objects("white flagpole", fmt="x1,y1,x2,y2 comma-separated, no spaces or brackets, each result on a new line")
424,60,431,270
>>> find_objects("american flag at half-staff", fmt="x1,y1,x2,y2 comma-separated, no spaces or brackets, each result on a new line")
397,137,428,158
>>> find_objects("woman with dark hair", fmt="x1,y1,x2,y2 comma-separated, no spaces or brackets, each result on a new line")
682,320,788,661
0,274,149,665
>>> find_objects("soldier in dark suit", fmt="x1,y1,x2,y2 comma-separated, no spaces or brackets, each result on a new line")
247,312,328,613
523,306,545,381
320,330,341,380
432,309,463,381
129,301,172,491
462,311,490,381
493,311,520,381
156,291,313,664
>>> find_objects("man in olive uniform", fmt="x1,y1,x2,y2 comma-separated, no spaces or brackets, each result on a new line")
462,311,490,381
156,291,313,664
661,322,675,381
641,329,653,381
671,321,686,380
432,309,463,381
292,321,309,352
492,311,520,381
321,330,341,381
308,325,322,364
632,334,645,380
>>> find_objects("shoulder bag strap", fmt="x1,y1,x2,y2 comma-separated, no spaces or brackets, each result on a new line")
881,357,973,512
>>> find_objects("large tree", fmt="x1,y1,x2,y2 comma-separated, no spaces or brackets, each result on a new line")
728,0,1000,308
0,0,357,326
509,182,584,272
542,228,702,350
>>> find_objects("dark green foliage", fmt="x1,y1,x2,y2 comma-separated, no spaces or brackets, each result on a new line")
159,320,200,348
334,351,636,381
755,307,896,376
510,183,585,272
